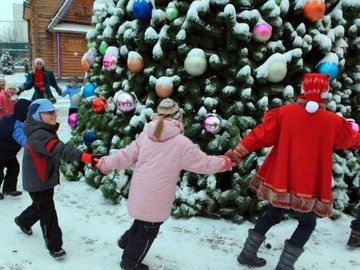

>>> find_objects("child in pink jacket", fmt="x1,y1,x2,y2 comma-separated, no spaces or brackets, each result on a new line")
96,98,233,270
0,83,18,119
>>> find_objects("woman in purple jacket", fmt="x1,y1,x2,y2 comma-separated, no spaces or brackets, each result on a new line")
96,98,233,270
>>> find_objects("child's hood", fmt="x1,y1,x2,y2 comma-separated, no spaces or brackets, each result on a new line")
146,118,184,141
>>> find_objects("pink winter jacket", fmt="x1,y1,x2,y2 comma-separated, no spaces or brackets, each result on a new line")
98,118,226,222
0,90,16,118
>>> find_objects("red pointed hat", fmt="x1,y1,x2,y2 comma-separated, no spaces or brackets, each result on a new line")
299,73,330,103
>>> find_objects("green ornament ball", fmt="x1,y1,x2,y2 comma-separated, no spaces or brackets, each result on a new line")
275,0,281,5
87,41,95,49
165,7,178,21
99,41,108,55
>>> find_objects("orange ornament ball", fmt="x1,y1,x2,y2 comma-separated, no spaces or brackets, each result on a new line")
127,58,144,73
81,59,90,72
303,0,326,22
155,85,173,98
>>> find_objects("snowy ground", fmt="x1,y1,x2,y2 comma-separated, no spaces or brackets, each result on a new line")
1,73,360,270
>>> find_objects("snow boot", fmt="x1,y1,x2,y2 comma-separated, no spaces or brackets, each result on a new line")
14,216,33,235
120,260,149,270
347,229,360,249
275,240,304,270
49,248,66,259
237,229,267,267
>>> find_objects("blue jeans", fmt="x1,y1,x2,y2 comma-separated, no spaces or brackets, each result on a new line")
253,204,317,248
351,209,360,231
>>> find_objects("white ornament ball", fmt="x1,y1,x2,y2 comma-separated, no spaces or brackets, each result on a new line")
204,114,222,134
115,91,137,113
267,61,287,83
70,93,83,106
305,101,319,113
184,49,207,77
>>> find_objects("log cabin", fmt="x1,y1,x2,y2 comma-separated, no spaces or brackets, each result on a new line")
23,0,94,79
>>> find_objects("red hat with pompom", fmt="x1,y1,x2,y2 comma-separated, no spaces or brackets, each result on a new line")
299,73,330,113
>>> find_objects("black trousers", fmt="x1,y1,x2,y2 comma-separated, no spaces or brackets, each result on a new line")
18,188,63,250
68,108,78,116
0,157,20,193
254,204,317,248
121,219,162,266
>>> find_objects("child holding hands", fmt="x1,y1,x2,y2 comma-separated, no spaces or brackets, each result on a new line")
96,98,233,270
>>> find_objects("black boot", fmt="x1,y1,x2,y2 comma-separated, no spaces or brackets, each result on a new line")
347,229,360,249
275,240,304,270
237,229,267,267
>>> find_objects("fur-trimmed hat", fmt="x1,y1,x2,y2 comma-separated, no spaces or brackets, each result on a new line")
34,58,45,66
28,98,57,122
298,73,330,113
157,98,181,120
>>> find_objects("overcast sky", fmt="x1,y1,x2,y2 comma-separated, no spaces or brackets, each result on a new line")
0,0,24,21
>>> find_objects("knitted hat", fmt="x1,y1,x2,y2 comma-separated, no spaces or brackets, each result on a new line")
34,58,45,66
6,83,17,90
14,99,31,122
157,98,181,120
299,73,330,113
28,98,57,122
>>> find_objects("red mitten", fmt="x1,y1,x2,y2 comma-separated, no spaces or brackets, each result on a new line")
81,152,92,164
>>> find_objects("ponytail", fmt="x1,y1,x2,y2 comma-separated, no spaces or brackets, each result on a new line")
153,116,165,140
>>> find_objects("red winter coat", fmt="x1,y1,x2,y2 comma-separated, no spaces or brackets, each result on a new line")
237,103,360,217
0,90,16,119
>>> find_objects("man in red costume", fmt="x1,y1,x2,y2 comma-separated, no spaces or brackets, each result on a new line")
226,73,360,270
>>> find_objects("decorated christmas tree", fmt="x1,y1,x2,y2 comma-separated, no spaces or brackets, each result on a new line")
61,0,360,223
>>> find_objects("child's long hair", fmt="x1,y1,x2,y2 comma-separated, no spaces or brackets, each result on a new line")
153,115,165,140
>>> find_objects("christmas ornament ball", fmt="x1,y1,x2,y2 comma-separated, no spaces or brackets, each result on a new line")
317,62,339,81
83,130,97,148
267,61,287,83
155,84,173,98
92,97,108,113
184,49,207,77
303,0,326,22
83,83,96,98
132,0,153,21
204,114,222,134
347,119,360,133
70,93,83,106
116,91,137,113
165,7,178,21
81,59,90,72
99,41,108,55
128,58,145,73
67,113,78,129
253,22,272,43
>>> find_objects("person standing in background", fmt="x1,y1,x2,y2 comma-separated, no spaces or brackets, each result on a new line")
60,76,81,116
18,58,62,103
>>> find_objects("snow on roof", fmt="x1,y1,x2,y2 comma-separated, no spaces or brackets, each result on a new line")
52,23,94,34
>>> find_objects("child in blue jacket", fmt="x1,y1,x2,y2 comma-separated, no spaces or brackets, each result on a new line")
61,76,81,116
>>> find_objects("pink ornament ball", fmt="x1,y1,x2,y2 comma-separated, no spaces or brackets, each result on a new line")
68,113,78,129
204,114,222,134
253,23,272,43
347,119,360,133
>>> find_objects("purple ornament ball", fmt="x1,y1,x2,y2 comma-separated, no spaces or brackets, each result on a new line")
68,113,78,129
253,23,272,43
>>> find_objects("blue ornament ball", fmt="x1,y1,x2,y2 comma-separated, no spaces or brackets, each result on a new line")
317,62,339,81
132,0,153,21
83,130,98,148
83,83,96,98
